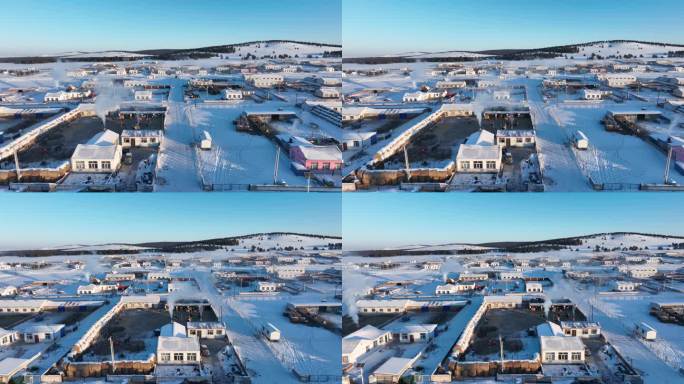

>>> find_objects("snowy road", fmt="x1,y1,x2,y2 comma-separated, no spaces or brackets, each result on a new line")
192,270,300,384
519,79,591,191
155,80,202,191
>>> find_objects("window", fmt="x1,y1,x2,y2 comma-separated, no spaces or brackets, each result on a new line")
150,138,156,143
571,352,582,361
186,353,197,361
545,352,555,361
486,161,496,169
75,161,85,170
101,161,111,170
516,138,523,143
141,137,148,143
460,161,470,170
208,330,214,335
321,162,330,170
558,352,569,361
499,138,505,143
189,330,196,335
124,138,130,143
88,161,98,169
173,353,184,361
160,353,170,361
473,161,483,169
525,138,532,143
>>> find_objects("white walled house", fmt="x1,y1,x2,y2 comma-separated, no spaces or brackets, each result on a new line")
582,89,611,100
44,90,91,103
402,90,446,102
436,80,466,89
257,282,278,292
70,130,122,173
342,325,392,365
157,336,201,365
105,273,136,282
0,286,18,297
611,280,639,292
496,130,535,148
186,322,226,339
525,282,543,293
317,77,342,87
120,130,162,148
498,271,523,280
77,284,117,295
493,90,511,100
0,328,18,346
456,145,501,173
18,324,65,343
540,336,585,364
222,89,243,100
316,87,340,99
601,74,637,87
560,321,601,338
245,74,284,88
387,324,437,343
435,283,476,295
134,90,153,101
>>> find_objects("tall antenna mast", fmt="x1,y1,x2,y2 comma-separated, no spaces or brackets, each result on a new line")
403,146,411,182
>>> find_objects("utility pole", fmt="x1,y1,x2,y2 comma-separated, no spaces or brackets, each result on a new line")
499,334,504,374
13,151,21,182
403,146,411,182
273,146,280,185
109,337,116,373
664,146,672,185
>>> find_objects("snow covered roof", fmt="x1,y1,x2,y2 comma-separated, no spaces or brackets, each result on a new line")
373,357,414,376
186,321,225,330
72,144,118,161
88,130,119,146
160,322,186,337
0,357,29,377
536,321,564,337
120,295,160,305
15,323,64,334
465,130,495,145
157,336,200,352
344,325,388,342
295,145,342,162
540,336,584,351
386,324,437,334
456,144,500,160
121,129,163,138
496,130,535,138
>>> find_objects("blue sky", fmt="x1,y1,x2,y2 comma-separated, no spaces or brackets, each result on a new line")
0,194,341,250
343,194,684,250
343,0,684,57
0,0,341,56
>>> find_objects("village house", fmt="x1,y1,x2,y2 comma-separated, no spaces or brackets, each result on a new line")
0,329,18,346
316,87,341,99
540,336,586,364
120,129,163,148
496,130,536,148
611,280,640,292
134,90,153,101
497,271,523,280
560,321,601,338
186,322,226,339
456,130,502,173
257,282,278,292
0,286,18,297
454,272,489,282
271,266,306,279
402,90,446,102
342,325,392,365
582,89,611,100
386,324,437,343
105,273,136,282
17,324,65,343
289,145,343,173
245,74,284,88
526,281,543,293
317,77,342,87
435,80,466,89
222,89,243,100
493,90,511,100
77,284,118,295
120,295,161,309
0,300,48,313
435,283,476,295
44,90,91,103
71,130,122,173
157,335,201,365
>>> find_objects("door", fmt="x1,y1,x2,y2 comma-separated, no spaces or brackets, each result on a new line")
34,334,39,343
506,138,511,146
409,334,415,342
